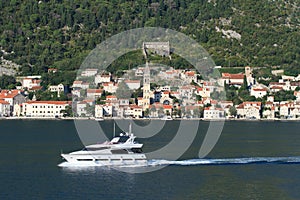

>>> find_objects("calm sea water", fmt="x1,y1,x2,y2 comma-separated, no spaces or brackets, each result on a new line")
1,119,300,199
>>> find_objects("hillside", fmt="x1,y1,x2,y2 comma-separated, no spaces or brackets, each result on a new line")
0,0,299,82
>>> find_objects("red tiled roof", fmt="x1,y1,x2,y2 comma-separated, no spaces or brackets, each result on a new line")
270,86,283,89
25,101,70,105
252,88,267,92
291,82,300,86
73,80,83,84
203,81,214,86
222,73,244,79
185,71,195,76
269,82,285,86
204,106,224,111
106,95,117,99
0,100,10,105
130,105,142,109
243,101,262,106
87,89,103,93
210,100,218,104
124,80,140,83
163,105,172,109
0,90,21,98
30,86,43,90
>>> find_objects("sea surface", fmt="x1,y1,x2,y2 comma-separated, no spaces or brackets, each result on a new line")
1,119,300,199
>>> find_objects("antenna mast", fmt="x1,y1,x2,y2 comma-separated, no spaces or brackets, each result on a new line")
113,123,116,137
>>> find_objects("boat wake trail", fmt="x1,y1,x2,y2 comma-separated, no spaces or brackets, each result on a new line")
148,156,300,166
58,156,300,168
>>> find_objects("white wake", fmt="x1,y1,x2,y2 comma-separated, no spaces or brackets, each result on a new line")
58,156,300,168
147,156,300,166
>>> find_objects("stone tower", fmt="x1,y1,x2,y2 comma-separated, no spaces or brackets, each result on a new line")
142,62,151,110
245,66,254,86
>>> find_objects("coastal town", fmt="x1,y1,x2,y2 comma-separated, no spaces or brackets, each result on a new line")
1,42,300,121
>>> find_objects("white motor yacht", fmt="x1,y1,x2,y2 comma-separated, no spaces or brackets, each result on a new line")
61,125,147,166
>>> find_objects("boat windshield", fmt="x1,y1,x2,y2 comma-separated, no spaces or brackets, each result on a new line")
118,135,130,143
131,148,143,153
83,147,110,151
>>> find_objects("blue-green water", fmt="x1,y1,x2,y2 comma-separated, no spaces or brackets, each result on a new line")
1,120,300,199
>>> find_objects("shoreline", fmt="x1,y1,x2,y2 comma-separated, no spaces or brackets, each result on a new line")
1,116,300,122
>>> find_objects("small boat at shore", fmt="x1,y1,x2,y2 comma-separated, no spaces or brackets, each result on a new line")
60,124,147,166
160,116,173,120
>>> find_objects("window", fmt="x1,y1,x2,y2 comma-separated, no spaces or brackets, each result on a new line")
77,159,93,161
95,159,109,161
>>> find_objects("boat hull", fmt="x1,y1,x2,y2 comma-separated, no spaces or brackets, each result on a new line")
61,153,147,166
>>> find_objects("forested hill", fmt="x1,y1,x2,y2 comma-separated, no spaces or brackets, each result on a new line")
0,0,299,77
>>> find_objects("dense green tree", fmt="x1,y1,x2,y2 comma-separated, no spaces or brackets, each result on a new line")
0,0,298,87
274,90,296,102
0,75,16,89
229,106,237,117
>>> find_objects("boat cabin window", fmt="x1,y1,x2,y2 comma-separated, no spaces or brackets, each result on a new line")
131,148,143,153
111,158,121,161
86,147,109,151
77,159,93,161
111,149,128,154
95,159,109,161
110,137,120,143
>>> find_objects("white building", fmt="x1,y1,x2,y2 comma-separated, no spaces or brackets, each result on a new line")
124,105,143,118
49,83,64,93
159,86,171,91
158,68,181,80
219,73,244,87
81,68,98,77
124,80,141,90
72,81,89,89
135,67,144,77
179,85,195,100
0,100,10,117
22,101,70,117
71,89,81,97
195,87,210,98
0,90,26,116
268,82,285,92
262,106,275,119
236,102,261,119
95,104,113,118
95,73,111,85
87,89,103,100
250,87,268,98
102,82,118,93
48,83,64,97
181,71,197,83
22,78,41,89
203,107,225,119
